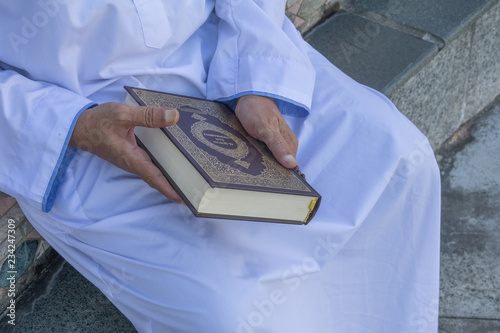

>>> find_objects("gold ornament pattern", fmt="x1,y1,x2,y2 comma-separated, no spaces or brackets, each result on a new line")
133,88,311,193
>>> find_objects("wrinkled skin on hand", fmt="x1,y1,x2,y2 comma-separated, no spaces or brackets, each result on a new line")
235,95,298,169
69,102,183,203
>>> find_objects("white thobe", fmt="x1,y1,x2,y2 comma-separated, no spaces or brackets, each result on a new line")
0,1,441,332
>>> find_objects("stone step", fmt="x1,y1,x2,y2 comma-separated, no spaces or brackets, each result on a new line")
306,0,500,150
0,253,135,333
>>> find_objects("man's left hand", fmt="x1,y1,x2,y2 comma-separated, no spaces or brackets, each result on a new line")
235,95,298,169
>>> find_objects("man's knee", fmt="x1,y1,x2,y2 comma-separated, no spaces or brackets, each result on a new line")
384,132,440,193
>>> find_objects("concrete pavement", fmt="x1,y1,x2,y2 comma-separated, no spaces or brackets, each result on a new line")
437,97,500,332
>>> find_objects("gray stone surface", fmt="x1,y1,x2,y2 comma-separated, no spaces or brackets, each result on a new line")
0,240,38,288
388,27,472,149
387,0,499,150
298,0,326,19
438,98,500,322
0,205,27,244
306,11,437,92
465,1,500,119
354,0,494,41
439,317,500,333
306,0,500,149
287,0,349,34
3,259,136,333
0,196,16,216
307,0,500,150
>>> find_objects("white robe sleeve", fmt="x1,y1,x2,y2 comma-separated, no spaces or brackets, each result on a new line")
0,68,95,212
207,0,316,117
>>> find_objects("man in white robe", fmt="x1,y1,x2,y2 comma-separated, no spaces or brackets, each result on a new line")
0,1,441,332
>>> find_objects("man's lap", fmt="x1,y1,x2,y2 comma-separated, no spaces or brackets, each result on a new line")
18,52,440,332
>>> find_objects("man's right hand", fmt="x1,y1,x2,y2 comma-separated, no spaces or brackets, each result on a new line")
69,102,183,204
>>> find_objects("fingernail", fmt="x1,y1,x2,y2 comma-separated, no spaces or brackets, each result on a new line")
164,109,178,123
284,154,297,166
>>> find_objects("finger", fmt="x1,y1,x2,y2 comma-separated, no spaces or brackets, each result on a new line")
125,105,179,128
128,148,184,203
138,162,184,203
147,171,184,204
281,126,299,157
260,128,298,168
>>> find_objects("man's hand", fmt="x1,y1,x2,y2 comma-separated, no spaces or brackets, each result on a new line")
69,102,183,203
235,95,298,168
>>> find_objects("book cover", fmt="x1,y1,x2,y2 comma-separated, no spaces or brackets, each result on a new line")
125,86,321,224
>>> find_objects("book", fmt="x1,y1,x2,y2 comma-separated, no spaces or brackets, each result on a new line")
124,86,321,224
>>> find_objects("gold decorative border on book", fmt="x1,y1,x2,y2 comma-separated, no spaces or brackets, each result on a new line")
134,89,311,192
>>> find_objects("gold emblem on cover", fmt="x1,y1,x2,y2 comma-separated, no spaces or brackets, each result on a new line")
191,115,251,169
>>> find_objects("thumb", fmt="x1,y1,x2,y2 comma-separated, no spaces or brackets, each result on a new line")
126,105,179,128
